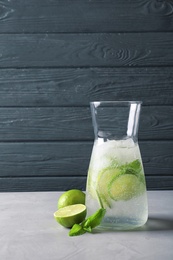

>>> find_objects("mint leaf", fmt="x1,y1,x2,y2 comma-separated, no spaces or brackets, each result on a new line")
121,159,142,176
127,159,141,171
69,224,86,237
82,208,106,229
69,208,106,237
83,226,92,233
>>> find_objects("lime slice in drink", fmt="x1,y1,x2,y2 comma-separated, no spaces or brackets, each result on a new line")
54,204,87,228
95,190,111,209
96,167,122,208
108,173,145,201
87,172,96,197
58,189,85,209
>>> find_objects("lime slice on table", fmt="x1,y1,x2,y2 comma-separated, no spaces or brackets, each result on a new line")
96,167,122,208
54,204,87,228
108,173,145,201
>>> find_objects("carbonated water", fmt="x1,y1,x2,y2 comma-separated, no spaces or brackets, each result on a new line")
85,138,148,230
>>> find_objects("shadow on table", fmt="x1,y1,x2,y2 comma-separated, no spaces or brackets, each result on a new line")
93,216,173,234
138,216,173,232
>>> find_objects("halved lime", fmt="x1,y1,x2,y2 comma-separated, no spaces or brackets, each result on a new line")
108,173,145,201
54,204,87,228
58,189,85,209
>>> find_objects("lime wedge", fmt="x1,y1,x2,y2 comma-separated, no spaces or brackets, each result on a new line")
54,204,87,228
108,174,145,201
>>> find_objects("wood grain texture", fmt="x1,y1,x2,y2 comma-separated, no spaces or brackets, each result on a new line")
0,33,173,67
0,0,173,33
0,67,173,106
0,0,172,191
0,176,173,192
0,141,172,178
0,176,87,192
0,106,172,141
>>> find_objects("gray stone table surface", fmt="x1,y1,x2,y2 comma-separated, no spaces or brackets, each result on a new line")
0,191,173,260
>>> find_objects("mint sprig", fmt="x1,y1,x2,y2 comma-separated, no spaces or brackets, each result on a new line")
69,208,106,237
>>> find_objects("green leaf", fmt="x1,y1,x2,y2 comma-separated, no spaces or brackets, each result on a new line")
121,159,142,176
82,208,106,229
128,159,141,171
69,224,86,237
69,208,106,237
83,226,92,233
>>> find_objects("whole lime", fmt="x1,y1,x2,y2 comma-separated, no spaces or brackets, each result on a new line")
58,189,85,209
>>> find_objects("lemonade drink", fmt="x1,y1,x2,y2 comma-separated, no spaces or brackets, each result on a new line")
86,138,148,230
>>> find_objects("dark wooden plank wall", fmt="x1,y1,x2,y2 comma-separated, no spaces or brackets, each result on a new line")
0,0,173,191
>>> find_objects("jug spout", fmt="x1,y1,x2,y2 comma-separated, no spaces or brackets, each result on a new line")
90,101,142,142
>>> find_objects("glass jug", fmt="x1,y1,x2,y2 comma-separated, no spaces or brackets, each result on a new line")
85,101,148,230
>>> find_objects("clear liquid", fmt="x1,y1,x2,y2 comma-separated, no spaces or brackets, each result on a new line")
85,138,148,230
